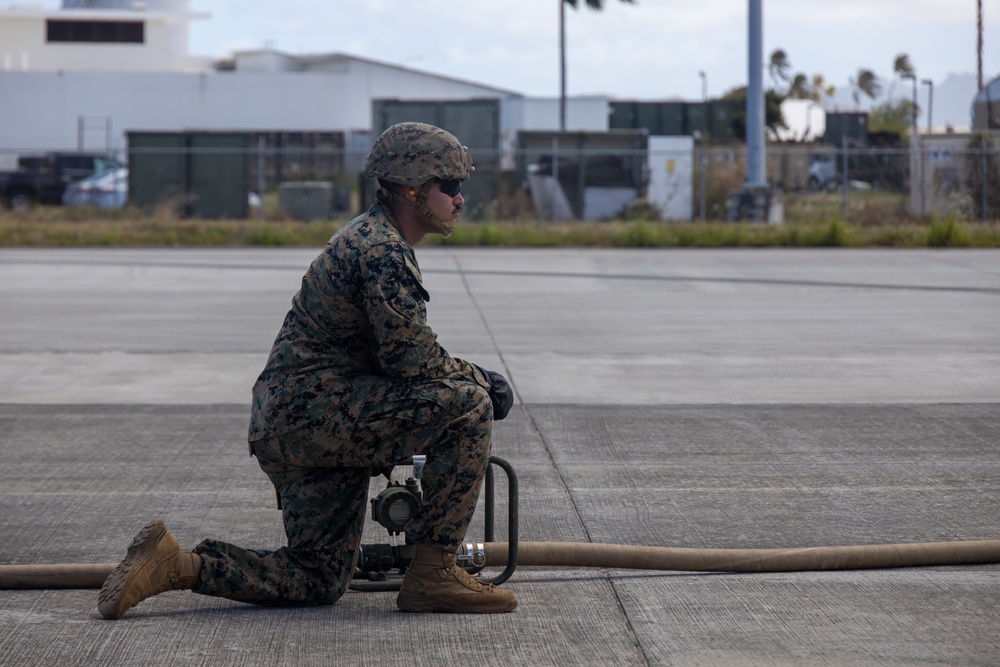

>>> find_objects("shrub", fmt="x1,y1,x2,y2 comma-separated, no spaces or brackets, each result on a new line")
927,218,970,247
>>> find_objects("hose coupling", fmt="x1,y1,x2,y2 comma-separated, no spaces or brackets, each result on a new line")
456,542,487,568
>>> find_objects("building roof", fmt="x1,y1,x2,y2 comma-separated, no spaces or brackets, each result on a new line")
222,48,522,97
0,3,207,21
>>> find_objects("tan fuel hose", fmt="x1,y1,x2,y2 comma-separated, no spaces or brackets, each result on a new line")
0,564,115,589
483,540,1000,572
2,539,998,589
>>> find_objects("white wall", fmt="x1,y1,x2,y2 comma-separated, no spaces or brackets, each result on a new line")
503,96,610,132
774,99,826,142
0,66,519,162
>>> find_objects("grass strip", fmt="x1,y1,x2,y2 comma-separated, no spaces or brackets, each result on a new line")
1,212,998,249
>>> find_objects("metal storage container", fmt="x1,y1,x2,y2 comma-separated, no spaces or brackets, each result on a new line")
127,131,251,219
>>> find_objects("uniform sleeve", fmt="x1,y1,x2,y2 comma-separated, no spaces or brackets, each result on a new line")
359,241,487,386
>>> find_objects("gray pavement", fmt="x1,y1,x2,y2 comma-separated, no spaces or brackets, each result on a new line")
1,247,998,666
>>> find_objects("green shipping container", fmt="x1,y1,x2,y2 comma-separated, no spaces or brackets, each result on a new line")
610,101,740,141
128,131,251,219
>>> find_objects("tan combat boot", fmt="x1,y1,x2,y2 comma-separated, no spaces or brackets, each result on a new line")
396,543,517,613
98,520,202,619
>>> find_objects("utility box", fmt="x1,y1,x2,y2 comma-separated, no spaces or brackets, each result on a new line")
647,136,693,221
279,181,332,220
127,131,251,219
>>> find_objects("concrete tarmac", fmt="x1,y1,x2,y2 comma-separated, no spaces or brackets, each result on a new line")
1,247,998,666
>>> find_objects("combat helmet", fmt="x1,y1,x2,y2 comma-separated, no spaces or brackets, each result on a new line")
362,122,474,236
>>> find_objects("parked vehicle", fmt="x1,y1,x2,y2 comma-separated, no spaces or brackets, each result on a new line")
807,154,839,191
807,134,909,193
0,152,123,211
62,167,128,209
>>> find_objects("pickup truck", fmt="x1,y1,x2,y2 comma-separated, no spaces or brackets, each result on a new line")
0,152,124,211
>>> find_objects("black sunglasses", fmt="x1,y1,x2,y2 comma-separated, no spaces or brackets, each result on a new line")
435,179,463,197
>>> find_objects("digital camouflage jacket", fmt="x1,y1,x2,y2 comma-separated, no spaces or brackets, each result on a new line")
248,200,488,443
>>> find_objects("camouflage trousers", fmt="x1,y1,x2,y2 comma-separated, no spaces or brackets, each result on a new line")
191,378,493,606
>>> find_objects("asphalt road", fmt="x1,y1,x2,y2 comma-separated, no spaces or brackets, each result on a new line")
1,247,998,666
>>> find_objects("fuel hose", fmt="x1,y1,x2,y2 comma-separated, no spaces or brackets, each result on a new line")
480,539,1000,572
2,539,998,589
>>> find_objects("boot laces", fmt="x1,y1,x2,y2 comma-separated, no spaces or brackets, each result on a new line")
445,563,495,592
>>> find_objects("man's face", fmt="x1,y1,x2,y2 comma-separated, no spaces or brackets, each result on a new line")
424,180,465,229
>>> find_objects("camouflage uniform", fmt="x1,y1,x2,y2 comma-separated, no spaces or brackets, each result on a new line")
191,199,493,606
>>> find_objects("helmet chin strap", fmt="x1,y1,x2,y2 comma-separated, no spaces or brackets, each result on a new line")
377,181,455,237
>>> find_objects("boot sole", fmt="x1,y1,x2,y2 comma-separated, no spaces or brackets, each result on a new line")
397,594,517,614
97,520,168,619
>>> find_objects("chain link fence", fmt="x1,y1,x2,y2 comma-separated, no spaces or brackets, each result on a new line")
3,133,999,221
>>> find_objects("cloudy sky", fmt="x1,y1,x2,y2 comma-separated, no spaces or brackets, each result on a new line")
185,1,995,96
37,1,1000,123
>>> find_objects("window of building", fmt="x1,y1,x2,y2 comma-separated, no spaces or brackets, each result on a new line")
46,20,145,44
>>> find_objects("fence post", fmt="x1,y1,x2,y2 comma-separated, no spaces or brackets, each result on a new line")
922,139,927,215
551,137,559,221
981,135,988,220
840,134,848,219
700,146,707,221
257,135,266,220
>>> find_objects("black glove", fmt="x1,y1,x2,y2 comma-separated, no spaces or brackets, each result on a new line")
477,367,514,420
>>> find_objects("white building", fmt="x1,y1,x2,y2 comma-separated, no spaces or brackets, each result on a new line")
0,0,208,73
0,0,612,169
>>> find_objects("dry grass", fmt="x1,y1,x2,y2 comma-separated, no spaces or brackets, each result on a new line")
783,190,914,227
1,202,998,248
0,206,346,247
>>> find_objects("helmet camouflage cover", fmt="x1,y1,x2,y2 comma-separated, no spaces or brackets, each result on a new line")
362,122,474,186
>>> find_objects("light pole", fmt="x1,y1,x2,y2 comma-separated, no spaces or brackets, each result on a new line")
745,0,766,190
699,70,707,101
559,0,566,131
921,78,934,132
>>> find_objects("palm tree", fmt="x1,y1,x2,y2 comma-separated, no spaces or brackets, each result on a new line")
850,68,881,109
560,0,635,130
892,54,918,129
810,74,836,104
887,53,914,100
787,73,810,99
785,72,833,140
801,74,835,140
893,53,915,79
768,49,792,90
